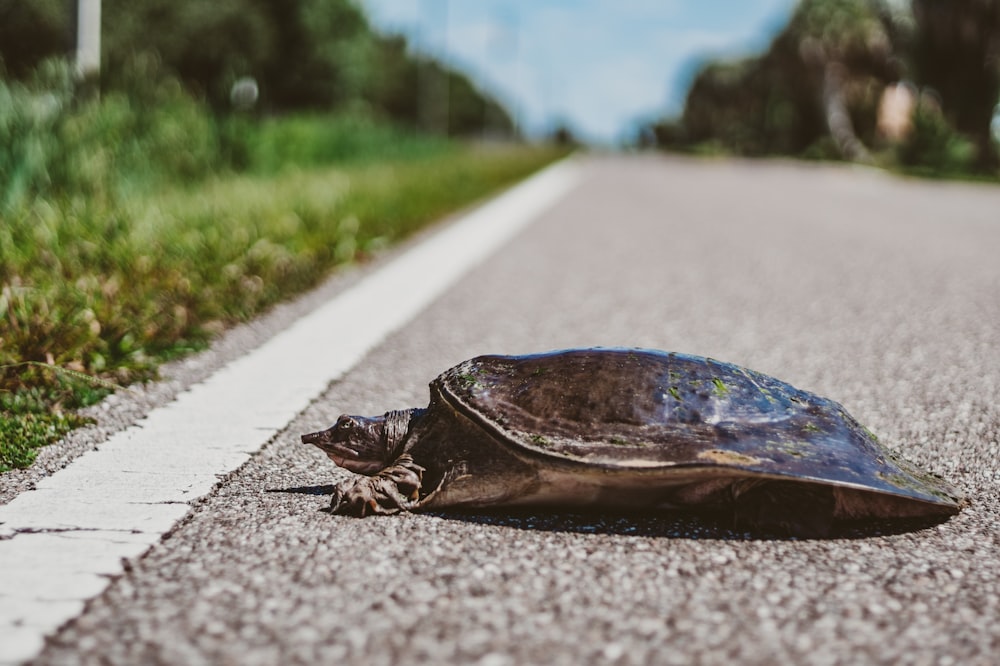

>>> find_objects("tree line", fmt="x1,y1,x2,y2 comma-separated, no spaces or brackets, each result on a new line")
0,0,515,137
648,0,1000,175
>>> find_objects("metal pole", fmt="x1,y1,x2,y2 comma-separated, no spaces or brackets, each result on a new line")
75,0,101,79
439,0,449,135
418,0,449,135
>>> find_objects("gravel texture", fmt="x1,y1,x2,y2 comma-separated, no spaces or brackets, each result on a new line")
30,156,1000,665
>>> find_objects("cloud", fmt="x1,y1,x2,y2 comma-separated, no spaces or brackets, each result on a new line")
362,0,797,142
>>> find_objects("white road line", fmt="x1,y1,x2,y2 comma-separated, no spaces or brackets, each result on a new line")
0,158,583,665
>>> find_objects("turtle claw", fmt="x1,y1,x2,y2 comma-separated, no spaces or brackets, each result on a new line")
329,454,425,517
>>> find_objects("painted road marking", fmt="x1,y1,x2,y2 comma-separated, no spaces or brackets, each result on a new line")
0,158,583,665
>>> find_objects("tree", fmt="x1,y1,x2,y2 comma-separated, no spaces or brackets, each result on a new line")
0,0,515,136
672,0,897,160
0,1,71,78
911,0,1000,169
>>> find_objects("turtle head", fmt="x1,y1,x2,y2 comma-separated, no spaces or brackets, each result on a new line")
301,409,417,475
301,414,389,475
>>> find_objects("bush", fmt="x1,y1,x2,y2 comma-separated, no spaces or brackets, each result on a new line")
0,60,72,210
0,143,566,471
896,100,976,176
0,56,565,472
0,57,221,210
237,112,452,174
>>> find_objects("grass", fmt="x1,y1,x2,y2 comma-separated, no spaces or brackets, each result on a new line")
0,59,569,471
236,113,454,173
1,144,566,470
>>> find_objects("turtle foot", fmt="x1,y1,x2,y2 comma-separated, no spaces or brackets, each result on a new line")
329,454,425,517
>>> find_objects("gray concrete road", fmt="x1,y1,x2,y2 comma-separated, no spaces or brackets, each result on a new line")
32,156,1000,664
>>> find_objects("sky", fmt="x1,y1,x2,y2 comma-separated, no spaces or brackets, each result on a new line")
360,0,800,144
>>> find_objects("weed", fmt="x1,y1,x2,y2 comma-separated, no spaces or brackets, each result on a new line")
1,141,564,469
0,76,566,470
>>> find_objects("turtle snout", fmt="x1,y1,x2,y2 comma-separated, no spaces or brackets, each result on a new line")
301,430,326,446
301,428,364,463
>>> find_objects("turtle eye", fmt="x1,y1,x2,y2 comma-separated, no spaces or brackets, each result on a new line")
336,416,355,430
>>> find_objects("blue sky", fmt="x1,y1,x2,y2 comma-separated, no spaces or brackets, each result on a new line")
360,0,799,143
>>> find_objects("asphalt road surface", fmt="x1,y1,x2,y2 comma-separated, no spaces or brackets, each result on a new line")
25,156,1000,664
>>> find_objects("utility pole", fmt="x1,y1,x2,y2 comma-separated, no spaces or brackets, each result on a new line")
418,0,449,135
75,0,101,80
438,0,449,136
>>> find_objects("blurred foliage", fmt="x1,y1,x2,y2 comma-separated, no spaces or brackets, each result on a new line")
364,34,515,138
0,57,222,210
0,0,514,136
0,5,559,470
648,0,1000,178
656,0,896,157
0,126,566,471
0,2,69,80
911,0,1000,170
896,95,977,175
0,55,510,211
234,114,453,174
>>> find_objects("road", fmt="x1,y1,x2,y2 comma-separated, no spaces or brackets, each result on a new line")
19,156,1000,664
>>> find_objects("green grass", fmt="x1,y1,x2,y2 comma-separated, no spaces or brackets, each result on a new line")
0,143,568,471
0,59,569,471
236,113,455,173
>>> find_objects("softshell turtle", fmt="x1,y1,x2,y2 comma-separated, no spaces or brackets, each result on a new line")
301,348,962,536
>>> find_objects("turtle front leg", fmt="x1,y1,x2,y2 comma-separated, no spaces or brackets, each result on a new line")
329,454,426,516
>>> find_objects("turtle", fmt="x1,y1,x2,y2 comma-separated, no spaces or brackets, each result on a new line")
301,348,962,537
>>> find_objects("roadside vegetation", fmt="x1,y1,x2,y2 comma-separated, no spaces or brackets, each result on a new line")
644,0,1000,181
0,57,566,472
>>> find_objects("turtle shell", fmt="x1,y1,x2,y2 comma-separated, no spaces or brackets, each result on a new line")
434,348,960,510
